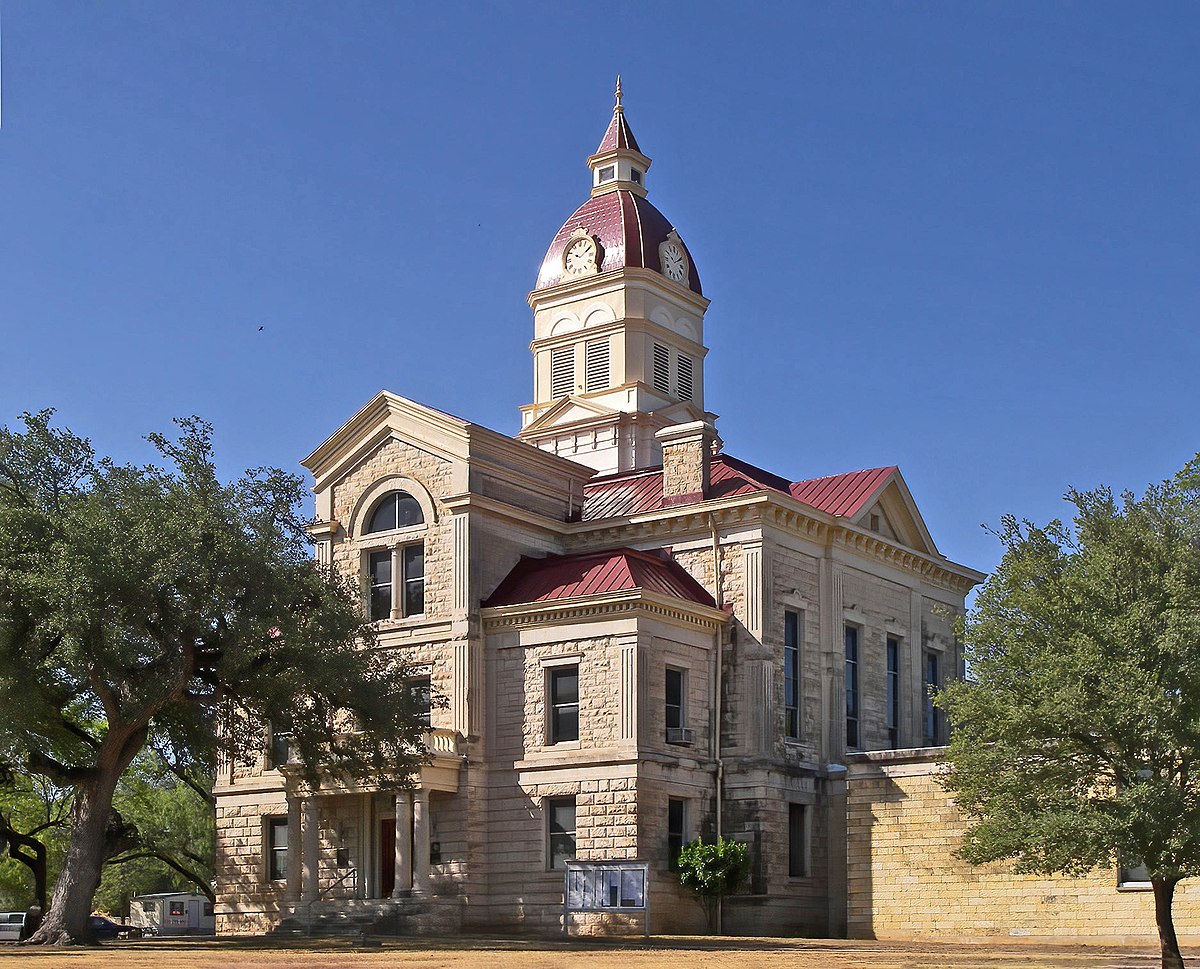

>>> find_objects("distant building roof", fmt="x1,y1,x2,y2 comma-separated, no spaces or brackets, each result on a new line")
484,547,715,608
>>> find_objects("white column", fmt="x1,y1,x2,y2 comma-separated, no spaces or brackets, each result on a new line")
300,797,320,903
412,789,431,896
390,546,403,619
393,791,413,897
285,794,302,904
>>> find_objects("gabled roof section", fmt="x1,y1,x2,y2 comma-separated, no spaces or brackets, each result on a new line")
520,394,620,436
581,455,939,555
303,390,592,495
483,547,715,609
789,467,897,519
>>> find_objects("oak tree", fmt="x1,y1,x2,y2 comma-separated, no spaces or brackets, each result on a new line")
939,458,1200,969
0,412,427,944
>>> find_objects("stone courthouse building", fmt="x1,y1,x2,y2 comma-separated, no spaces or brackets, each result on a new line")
218,87,1189,944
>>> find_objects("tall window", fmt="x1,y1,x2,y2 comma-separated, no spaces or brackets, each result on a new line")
784,611,801,739
886,637,901,748
547,797,576,870
665,668,684,731
845,626,860,749
266,817,288,881
550,346,575,399
410,676,432,728
267,721,292,770
923,651,941,744
367,545,424,620
788,803,808,877
667,799,686,869
585,338,610,393
676,353,694,401
651,343,671,395
549,666,579,743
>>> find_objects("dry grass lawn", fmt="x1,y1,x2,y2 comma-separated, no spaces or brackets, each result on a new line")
0,936,1183,969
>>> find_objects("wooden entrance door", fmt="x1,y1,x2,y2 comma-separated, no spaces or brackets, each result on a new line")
379,819,396,898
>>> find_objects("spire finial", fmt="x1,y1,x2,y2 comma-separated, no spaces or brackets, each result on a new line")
614,75,623,113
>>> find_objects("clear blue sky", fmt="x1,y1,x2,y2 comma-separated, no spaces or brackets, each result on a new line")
2,2,1197,583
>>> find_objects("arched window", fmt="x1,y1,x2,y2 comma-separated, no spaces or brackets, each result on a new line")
366,490,424,533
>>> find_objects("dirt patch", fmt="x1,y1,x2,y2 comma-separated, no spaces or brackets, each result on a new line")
0,936,1175,969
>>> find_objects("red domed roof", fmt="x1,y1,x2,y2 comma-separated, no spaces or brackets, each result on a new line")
535,190,703,295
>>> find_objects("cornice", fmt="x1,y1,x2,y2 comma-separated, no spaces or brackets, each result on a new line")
528,267,710,314
481,587,728,633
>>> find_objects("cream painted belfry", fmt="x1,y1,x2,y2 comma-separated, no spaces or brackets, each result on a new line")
520,83,713,475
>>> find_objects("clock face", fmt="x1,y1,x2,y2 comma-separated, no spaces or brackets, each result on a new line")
661,242,687,282
564,237,596,275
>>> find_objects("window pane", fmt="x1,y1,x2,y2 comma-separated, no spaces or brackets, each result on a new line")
394,492,423,527
785,611,800,739
548,798,576,870
411,676,431,727
789,804,807,877
403,544,425,615
368,495,397,533
552,669,578,704
666,669,684,730
369,551,392,621
845,627,859,748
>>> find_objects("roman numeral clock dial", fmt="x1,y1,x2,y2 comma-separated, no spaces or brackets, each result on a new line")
659,239,688,282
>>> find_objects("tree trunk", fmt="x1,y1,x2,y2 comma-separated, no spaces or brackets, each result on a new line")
1152,876,1186,969
1,817,49,910
25,734,141,946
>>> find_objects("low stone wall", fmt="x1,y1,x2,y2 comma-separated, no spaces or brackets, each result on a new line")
846,748,1200,945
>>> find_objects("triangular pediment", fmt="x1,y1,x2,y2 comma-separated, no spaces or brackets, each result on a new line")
520,395,621,435
850,473,939,556
305,390,589,493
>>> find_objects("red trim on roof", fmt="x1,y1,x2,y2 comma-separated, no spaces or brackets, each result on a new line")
483,547,715,609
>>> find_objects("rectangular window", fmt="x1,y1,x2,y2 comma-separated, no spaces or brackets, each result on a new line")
403,544,425,615
667,798,686,869
886,637,900,748
1119,857,1151,888
598,165,615,183
368,545,424,620
788,803,809,877
665,668,684,731
651,343,671,395
203,903,214,918
550,666,579,743
169,901,185,917
845,626,860,749
267,721,292,769
550,346,575,399
547,797,577,870
630,168,643,185
368,550,391,621
410,675,432,728
784,611,801,739
676,353,694,401
266,816,288,881
585,338,610,393
923,651,941,744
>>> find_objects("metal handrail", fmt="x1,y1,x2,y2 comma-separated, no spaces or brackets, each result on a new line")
304,867,357,936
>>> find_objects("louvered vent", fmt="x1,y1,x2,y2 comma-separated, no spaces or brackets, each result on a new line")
677,354,694,401
652,343,671,395
550,347,575,399
585,339,610,393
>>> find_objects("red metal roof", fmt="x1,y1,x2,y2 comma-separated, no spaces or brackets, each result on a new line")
789,466,897,519
582,455,896,522
596,108,643,155
535,191,702,295
483,547,715,609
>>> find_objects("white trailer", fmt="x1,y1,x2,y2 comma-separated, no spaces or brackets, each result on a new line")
129,893,215,936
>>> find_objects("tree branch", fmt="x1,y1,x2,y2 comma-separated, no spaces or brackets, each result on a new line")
105,852,215,901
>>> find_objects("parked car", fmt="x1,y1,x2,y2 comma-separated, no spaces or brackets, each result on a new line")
89,916,142,941
0,912,25,943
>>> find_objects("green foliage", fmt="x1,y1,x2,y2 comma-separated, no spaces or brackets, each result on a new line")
939,460,1200,885
676,837,749,932
0,411,430,940
0,776,71,910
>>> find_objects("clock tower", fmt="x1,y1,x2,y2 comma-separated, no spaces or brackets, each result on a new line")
518,78,716,475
